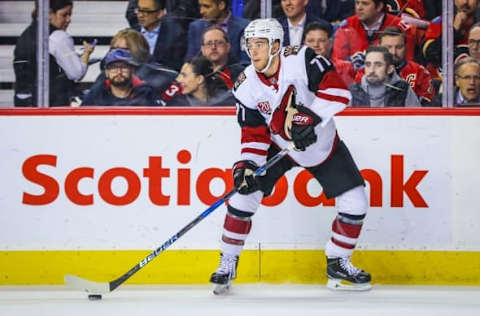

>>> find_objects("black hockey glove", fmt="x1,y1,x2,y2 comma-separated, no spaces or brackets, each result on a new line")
350,51,365,71
232,160,259,194
291,104,322,151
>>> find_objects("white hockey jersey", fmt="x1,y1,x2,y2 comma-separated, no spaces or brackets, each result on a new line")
232,46,351,167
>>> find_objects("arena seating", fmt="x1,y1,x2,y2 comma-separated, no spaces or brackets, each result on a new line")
0,0,129,107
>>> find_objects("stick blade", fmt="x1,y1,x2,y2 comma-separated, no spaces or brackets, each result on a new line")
64,274,110,294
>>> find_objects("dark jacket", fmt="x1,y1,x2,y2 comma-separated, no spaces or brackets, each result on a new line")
306,0,355,23
277,13,331,46
349,72,421,107
186,14,250,63
133,17,187,71
82,75,161,106
13,22,76,107
166,90,236,107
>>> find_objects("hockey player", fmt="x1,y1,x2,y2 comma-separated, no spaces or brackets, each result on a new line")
210,18,371,294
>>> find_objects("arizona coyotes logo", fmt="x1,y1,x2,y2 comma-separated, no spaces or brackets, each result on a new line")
405,73,416,88
257,101,272,115
283,45,301,57
270,85,299,140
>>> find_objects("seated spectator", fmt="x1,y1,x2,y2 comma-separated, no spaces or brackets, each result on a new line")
243,0,284,20
186,0,250,63
354,27,435,105
277,0,331,46
133,0,187,71
305,0,355,25
242,0,355,24
167,56,236,106
87,29,177,105
126,0,200,31
454,57,480,106
111,29,178,93
349,46,420,107
201,26,246,87
13,0,95,107
303,22,355,86
332,0,418,68
423,1,478,77
468,22,480,61
82,49,160,106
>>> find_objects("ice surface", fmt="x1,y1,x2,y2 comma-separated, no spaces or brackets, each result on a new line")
0,284,479,316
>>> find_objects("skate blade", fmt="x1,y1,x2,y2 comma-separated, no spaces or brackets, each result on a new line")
327,278,372,291
213,282,231,295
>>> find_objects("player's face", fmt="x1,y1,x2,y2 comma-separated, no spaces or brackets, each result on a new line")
106,62,134,87
468,27,480,60
365,52,393,85
199,0,224,21
49,5,72,31
281,0,309,20
455,0,478,15
304,29,330,57
355,0,382,24
380,35,406,65
246,38,271,72
201,29,231,65
177,63,204,95
456,62,480,101
137,0,164,31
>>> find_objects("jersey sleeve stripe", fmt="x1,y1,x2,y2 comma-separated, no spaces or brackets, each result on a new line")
241,147,269,156
316,91,351,105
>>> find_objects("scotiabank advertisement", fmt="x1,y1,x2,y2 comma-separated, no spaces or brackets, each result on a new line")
1,109,480,251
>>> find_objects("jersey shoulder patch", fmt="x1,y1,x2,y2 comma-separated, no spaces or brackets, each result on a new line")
283,45,301,57
432,16,441,24
233,71,247,92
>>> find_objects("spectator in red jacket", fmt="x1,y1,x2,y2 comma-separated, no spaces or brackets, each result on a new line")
332,0,417,69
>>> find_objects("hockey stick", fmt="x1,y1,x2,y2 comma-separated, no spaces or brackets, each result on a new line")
65,144,295,294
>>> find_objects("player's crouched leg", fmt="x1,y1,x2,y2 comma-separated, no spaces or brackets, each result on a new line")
325,185,372,291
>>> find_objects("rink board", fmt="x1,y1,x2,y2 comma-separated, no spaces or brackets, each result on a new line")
0,108,480,285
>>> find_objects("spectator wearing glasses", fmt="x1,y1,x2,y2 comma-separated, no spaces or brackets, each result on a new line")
454,57,480,106
201,26,246,88
87,29,177,104
133,0,187,71
82,49,160,106
186,0,250,63
467,22,480,61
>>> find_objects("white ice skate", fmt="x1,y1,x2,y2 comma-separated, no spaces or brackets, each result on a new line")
210,253,238,295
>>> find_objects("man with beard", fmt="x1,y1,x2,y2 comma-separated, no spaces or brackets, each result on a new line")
354,27,435,105
349,46,420,106
82,49,161,106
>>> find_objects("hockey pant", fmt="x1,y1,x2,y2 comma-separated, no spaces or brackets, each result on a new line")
220,140,368,259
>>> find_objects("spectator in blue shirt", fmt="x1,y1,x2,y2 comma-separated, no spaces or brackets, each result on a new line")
186,0,250,63
133,0,187,71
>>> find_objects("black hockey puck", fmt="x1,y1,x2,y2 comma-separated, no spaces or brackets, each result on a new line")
88,294,102,301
